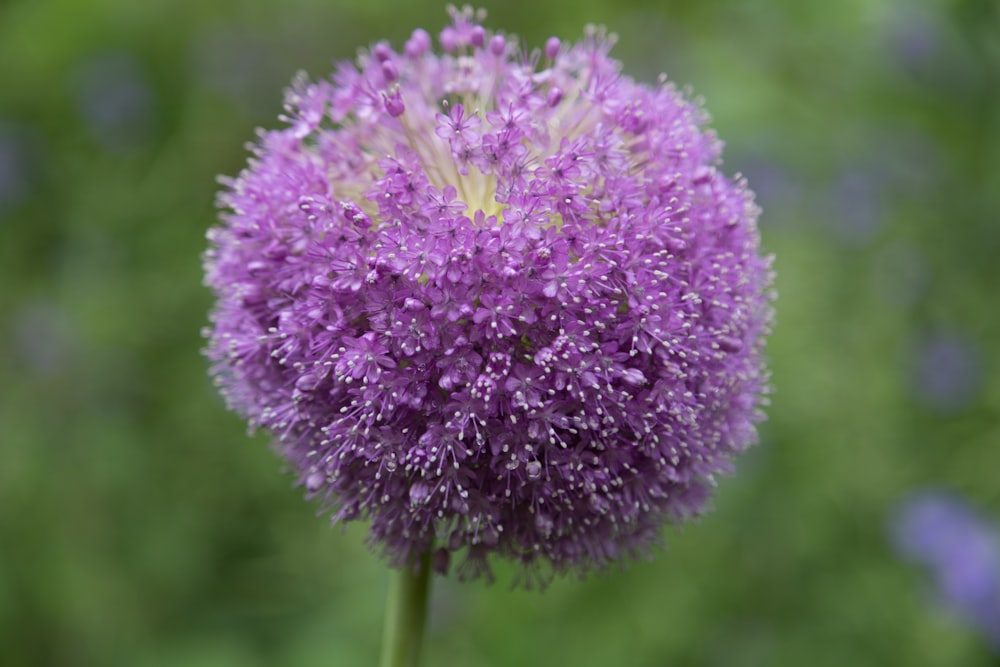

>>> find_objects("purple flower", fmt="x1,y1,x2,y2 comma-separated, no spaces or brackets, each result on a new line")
204,8,774,585
909,331,982,414
891,491,1000,651
871,241,928,308
882,6,940,73
10,300,79,379
826,166,886,246
73,52,154,151
0,121,42,215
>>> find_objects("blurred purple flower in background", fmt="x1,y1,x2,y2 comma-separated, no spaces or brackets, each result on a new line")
9,300,79,380
891,490,1000,652
0,121,39,215
203,8,774,586
190,25,287,115
730,156,802,233
871,241,928,308
909,331,983,414
72,52,155,152
882,4,940,74
826,166,886,246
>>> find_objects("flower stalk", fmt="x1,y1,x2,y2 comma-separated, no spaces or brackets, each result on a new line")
379,554,432,667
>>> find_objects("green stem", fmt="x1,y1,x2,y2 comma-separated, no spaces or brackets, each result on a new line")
379,553,432,667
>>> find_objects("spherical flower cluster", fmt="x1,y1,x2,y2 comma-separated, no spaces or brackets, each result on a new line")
204,7,773,585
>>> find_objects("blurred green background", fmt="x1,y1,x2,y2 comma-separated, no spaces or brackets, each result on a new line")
2,0,999,665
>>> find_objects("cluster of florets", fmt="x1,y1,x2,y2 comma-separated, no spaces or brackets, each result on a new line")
204,7,773,585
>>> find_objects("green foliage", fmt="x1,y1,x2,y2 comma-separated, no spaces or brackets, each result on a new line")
1,0,998,664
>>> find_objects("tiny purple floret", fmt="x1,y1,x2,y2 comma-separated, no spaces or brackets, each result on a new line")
204,7,774,586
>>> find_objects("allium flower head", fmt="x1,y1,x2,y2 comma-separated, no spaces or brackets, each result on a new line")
204,6,773,585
